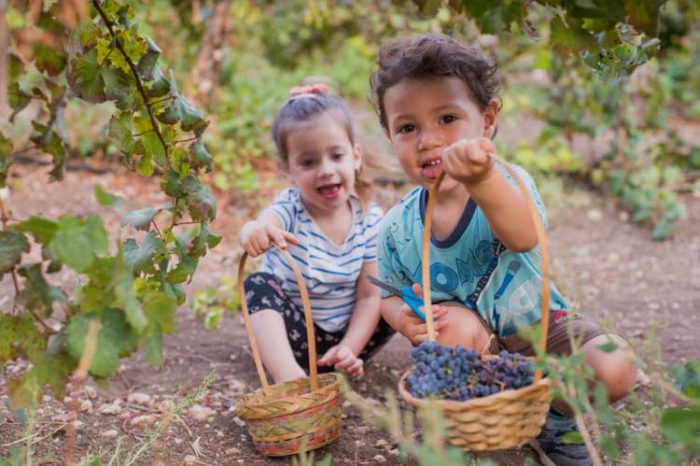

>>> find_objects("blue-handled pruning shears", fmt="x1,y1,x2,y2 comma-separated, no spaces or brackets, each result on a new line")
367,276,426,321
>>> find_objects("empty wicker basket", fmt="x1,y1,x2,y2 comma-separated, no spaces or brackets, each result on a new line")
398,160,553,452
235,249,341,457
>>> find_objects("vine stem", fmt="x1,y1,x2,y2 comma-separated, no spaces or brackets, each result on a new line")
92,0,172,170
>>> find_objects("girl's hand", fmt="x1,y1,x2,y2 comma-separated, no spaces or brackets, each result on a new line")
241,222,298,257
442,137,496,186
318,344,364,378
398,284,449,345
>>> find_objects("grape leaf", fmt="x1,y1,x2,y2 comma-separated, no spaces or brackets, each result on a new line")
67,308,138,378
0,231,30,277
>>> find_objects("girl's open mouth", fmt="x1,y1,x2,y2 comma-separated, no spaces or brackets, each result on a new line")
421,159,443,179
317,184,341,200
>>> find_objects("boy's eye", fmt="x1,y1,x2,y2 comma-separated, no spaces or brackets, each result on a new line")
440,115,457,124
397,124,416,134
300,159,315,167
331,153,345,160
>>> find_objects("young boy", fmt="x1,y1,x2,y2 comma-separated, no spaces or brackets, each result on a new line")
370,33,637,466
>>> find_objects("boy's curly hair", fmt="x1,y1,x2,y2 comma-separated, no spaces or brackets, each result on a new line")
370,34,501,131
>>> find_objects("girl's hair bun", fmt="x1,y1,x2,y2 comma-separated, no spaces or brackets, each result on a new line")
288,84,329,99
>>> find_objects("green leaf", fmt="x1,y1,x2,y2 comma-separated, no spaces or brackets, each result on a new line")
101,66,137,110
142,131,167,167
137,150,154,176
10,216,58,244
595,341,619,352
660,407,700,443
68,49,106,103
137,35,162,81
0,314,46,362
562,430,584,444
121,207,159,231
29,121,67,181
108,112,137,154
145,67,171,98
123,231,165,273
94,184,124,208
72,20,100,48
143,289,176,334
189,138,213,172
6,352,73,408
113,254,148,332
190,223,222,257
178,96,208,134
167,255,197,284
0,231,30,277
48,215,108,273
16,263,66,316
33,42,67,76
67,309,137,378
185,179,217,221
142,327,163,368
0,132,14,187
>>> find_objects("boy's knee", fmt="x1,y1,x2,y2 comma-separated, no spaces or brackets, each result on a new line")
436,307,492,351
583,335,637,401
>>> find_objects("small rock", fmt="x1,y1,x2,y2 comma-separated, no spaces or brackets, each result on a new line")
388,448,400,456
130,414,157,426
375,439,388,449
587,209,603,222
84,386,98,399
373,454,386,463
225,447,241,455
98,401,123,415
184,455,197,464
128,392,152,405
174,438,183,445
188,404,216,422
80,400,93,413
232,416,245,427
100,429,119,438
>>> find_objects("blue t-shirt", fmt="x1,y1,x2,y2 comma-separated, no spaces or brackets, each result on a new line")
377,164,570,338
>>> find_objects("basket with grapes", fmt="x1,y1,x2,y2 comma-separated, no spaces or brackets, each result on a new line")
235,250,341,456
397,162,552,452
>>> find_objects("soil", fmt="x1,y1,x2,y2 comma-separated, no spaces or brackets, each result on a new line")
0,157,698,466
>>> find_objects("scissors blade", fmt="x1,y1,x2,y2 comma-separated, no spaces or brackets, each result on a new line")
367,275,404,297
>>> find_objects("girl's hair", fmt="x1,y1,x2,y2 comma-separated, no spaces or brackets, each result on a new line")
370,33,501,131
272,84,374,208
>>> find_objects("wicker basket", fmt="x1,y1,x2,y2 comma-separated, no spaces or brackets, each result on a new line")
399,159,553,452
234,249,341,457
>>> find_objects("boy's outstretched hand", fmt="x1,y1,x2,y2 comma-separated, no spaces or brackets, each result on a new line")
442,137,496,186
399,284,449,345
318,344,364,377
240,221,298,257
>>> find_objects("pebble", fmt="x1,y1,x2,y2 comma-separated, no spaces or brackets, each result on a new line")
184,455,197,464
232,416,245,427
100,429,119,438
373,454,386,463
189,404,216,422
130,414,157,426
128,392,152,406
375,439,388,449
225,447,241,455
84,386,98,399
98,401,123,415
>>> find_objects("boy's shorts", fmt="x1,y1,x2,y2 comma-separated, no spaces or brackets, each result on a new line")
442,302,606,356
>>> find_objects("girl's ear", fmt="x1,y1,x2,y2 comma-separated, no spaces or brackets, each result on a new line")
278,159,294,183
482,98,500,138
353,143,363,171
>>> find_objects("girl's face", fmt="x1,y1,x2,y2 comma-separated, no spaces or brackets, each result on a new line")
382,76,497,194
283,111,361,217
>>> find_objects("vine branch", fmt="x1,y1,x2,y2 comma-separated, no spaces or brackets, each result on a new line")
92,0,172,170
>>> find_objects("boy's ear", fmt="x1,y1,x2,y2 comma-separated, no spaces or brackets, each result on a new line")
482,98,500,138
353,143,363,171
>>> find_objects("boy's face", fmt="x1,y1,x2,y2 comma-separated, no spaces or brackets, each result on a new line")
382,76,497,191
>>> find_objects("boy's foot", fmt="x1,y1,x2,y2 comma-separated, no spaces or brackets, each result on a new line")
530,409,593,466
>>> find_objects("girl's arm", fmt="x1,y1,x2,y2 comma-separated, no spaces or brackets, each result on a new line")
238,209,298,257
336,261,382,356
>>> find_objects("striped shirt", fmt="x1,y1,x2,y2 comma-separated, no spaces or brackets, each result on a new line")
261,188,383,332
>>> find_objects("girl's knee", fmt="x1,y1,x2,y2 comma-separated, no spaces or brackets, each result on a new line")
436,307,492,351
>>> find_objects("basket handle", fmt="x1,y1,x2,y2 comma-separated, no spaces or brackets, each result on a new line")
421,157,550,383
237,248,319,395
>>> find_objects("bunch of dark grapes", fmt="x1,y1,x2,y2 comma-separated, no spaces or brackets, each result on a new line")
407,341,534,401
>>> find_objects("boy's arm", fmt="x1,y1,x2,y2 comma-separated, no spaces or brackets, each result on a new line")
380,291,449,346
443,138,538,252
336,261,382,356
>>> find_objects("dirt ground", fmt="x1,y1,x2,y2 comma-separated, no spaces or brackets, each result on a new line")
1,155,698,465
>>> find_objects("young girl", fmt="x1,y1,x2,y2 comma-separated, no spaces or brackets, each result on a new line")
370,34,637,466
238,84,393,383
